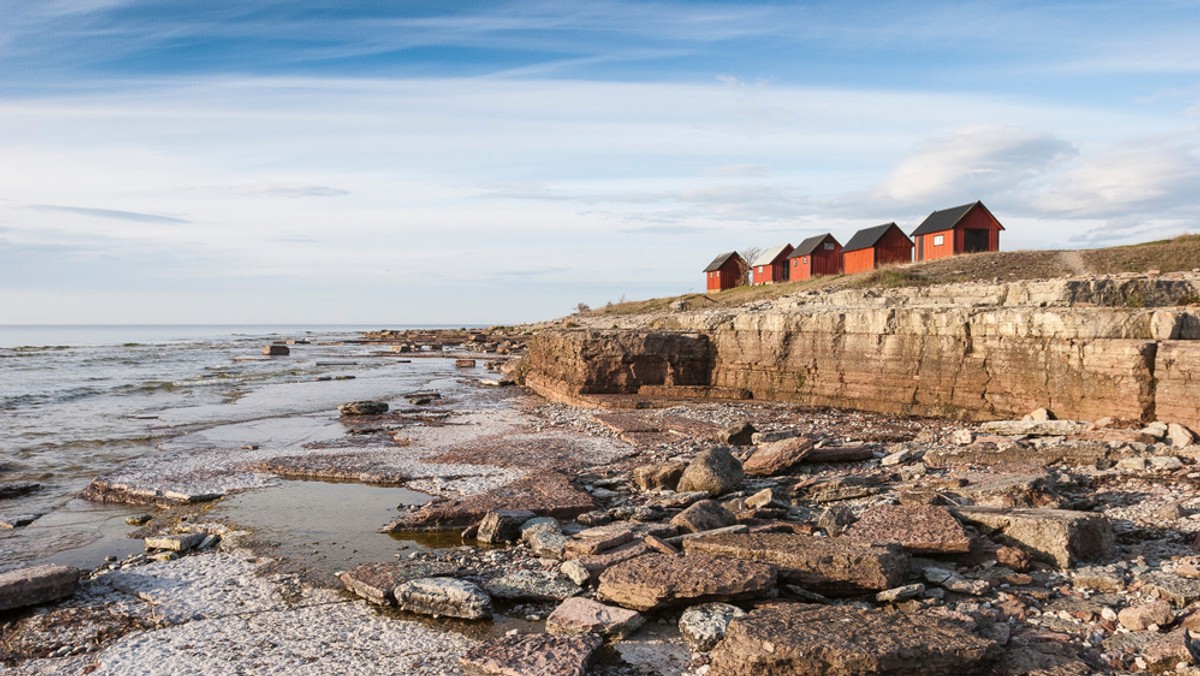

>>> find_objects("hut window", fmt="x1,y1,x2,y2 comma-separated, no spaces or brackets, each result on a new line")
824,243,835,250
803,257,809,263
933,235,945,246
757,266,763,273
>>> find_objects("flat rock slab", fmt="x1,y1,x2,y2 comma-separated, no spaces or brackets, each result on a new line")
1140,572,1200,608
683,532,908,596
0,481,41,499
978,420,1090,436
0,564,80,611
670,499,737,533
461,632,603,676
337,560,461,605
679,602,746,651
744,437,813,476
573,541,652,584
145,533,205,552
383,471,594,532
952,506,1114,568
0,513,42,529
709,603,1000,675
484,570,581,601
546,596,645,639
477,509,537,544
395,577,492,620
597,553,776,612
845,504,971,554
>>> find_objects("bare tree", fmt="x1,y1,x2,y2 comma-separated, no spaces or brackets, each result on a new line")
739,246,764,285
575,302,591,314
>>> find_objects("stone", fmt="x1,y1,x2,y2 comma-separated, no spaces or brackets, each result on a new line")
952,507,1114,568
476,509,537,544
804,445,876,463
460,632,603,676
683,532,909,596
0,481,40,499
1168,422,1196,448
709,604,1000,675
881,448,920,466
1118,600,1174,631
597,553,776,612
0,564,80,611
1150,455,1185,470
845,504,972,554
262,343,290,356
1154,500,1186,521
524,530,568,559
560,560,591,587
977,420,1089,436
0,513,41,529
922,566,990,596
546,596,645,640
1141,572,1200,608
679,602,746,651
484,570,582,601
572,541,652,584
385,471,594,532
816,505,856,534
951,429,975,445
144,532,205,552
631,462,686,491
670,499,738,533
1142,627,1199,673
677,447,744,496
1027,407,1056,421
718,422,756,446
455,359,477,368
744,487,789,509
395,577,492,620
1072,566,1125,592
743,437,814,476
338,560,460,605
565,523,634,555
664,523,750,546
876,583,925,603
1143,421,1171,440
337,400,388,416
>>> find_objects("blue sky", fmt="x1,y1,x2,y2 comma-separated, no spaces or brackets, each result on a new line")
2,1,1198,324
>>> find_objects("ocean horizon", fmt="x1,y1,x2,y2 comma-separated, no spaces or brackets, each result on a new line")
0,323,482,349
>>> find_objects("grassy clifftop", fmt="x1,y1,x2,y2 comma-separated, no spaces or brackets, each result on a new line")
589,234,1200,318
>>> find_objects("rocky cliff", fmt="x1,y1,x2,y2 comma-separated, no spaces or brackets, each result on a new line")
520,273,1200,428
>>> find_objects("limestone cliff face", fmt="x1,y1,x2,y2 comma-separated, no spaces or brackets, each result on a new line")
522,274,1200,428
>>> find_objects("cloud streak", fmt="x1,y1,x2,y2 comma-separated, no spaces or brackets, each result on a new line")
25,203,190,224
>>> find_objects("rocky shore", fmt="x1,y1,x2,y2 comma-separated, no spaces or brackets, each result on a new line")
5,312,1200,673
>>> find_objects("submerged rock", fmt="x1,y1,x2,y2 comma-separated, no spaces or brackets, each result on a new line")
337,400,389,416
394,577,492,620
709,604,1000,675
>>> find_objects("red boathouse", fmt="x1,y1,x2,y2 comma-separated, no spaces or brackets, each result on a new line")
842,223,913,274
703,251,748,292
787,233,842,280
912,201,1004,262
750,244,794,285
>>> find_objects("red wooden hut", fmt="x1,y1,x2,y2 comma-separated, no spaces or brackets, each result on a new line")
750,244,794,285
703,251,748,292
842,223,913,274
787,233,842,281
911,201,1004,262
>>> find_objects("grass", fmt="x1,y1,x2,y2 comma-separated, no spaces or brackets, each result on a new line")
1082,234,1200,274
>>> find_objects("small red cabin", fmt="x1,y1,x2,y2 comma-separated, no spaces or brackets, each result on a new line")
703,251,748,292
912,201,1004,262
750,244,795,285
842,223,913,274
787,233,842,280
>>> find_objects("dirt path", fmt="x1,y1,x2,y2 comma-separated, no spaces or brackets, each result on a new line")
1059,249,1089,276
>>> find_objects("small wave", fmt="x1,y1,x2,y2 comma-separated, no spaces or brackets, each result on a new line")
1,386,107,410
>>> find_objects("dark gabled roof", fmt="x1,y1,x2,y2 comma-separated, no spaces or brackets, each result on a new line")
703,251,743,273
911,200,1004,236
788,233,839,258
843,223,907,253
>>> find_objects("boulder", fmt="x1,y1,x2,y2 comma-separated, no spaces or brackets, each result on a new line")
677,447,744,496
845,504,971,554
0,564,80,611
743,437,813,477
560,560,592,587
1168,422,1196,448
679,602,746,651
709,604,1000,675
1118,600,1174,631
952,507,1114,568
670,499,738,534
394,577,492,620
460,632,602,676
545,596,645,639
476,509,537,544
484,570,581,601
597,553,776,612
338,400,388,416
683,533,908,596
338,561,460,605
632,462,686,491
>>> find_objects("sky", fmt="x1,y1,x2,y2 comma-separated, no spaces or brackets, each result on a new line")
1,1,1198,324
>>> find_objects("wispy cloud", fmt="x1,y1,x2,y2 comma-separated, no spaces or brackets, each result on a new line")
25,202,189,224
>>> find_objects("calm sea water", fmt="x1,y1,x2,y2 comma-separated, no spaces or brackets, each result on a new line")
0,324,475,572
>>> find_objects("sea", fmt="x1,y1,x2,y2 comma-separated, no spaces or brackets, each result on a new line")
0,324,476,575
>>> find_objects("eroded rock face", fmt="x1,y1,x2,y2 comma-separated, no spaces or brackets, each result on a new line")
597,553,776,612
744,437,813,476
845,504,972,554
683,532,909,596
394,577,492,620
952,506,1114,568
460,632,603,676
709,604,1000,675
677,447,743,497
0,564,79,611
